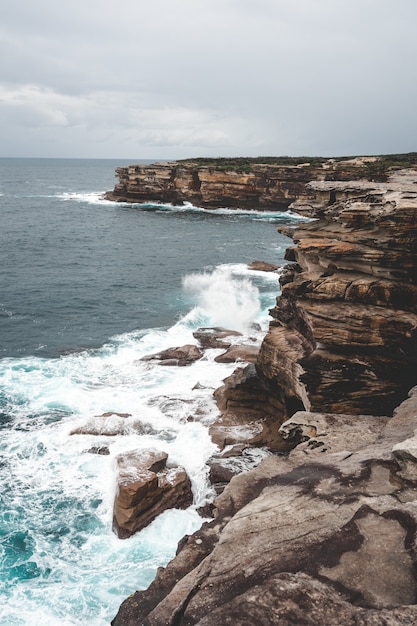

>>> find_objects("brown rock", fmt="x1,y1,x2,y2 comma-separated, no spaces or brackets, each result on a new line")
111,163,417,625
214,344,259,364
192,327,242,349
210,364,289,451
141,344,203,366
112,388,417,625
113,449,193,538
247,260,279,272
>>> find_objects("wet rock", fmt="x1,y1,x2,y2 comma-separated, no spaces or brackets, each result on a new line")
111,165,417,625
193,327,242,349
210,364,289,451
85,446,110,455
214,344,259,364
70,412,137,436
113,449,193,538
112,388,417,625
247,260,279,272
141,344,203,366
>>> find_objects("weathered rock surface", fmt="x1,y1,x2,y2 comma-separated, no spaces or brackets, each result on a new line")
104,155,417,211
247,260,280,272
111,160,417,625
210,364,289,452
214,344,259,364
113,449,193,539
257,171,417,416
192,327,242,349
141,344,203,366
112,387,417,625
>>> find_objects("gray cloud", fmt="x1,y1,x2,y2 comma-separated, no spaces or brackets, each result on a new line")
1,0,416,158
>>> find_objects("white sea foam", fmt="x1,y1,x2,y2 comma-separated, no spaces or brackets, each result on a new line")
0,262,279,625
182,265,261,333
56,191,110,205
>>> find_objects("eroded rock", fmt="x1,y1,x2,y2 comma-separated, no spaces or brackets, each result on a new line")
113,449,193,539
214,344,259,364
141,344,203,366
192,327,242,349
112,388,417,625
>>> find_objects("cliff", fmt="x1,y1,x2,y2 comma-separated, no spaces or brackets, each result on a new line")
111,160,417,625
104,154,417,211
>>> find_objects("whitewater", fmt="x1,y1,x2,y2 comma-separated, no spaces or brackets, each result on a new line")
0,158,299,625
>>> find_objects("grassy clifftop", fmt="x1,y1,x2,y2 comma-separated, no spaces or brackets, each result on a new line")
179,153,417,178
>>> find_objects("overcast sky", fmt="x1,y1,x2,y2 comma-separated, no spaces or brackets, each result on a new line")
1,0,416,159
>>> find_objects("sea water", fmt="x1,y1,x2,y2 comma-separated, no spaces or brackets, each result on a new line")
0,158,301,625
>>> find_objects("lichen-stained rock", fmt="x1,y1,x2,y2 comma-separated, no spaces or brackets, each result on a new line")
113,449,193,539
111,388,417,626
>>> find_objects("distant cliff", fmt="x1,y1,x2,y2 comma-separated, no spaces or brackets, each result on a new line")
104,154,417,211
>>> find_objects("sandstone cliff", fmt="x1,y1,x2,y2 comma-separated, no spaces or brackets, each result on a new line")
111,159,417,625
104,154,417,211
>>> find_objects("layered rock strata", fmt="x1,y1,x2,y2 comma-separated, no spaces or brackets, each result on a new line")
112,387,417,625
105,155,415,210
113,449,193,539
257,172,417,417
111,164,417,624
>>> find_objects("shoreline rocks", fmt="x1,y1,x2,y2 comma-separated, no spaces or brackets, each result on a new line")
110,162,417,625
112,387,417,624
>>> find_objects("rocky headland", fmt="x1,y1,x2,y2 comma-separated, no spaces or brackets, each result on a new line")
110,155,417,625
104,153,417,211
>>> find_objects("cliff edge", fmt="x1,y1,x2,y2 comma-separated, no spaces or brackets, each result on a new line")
111,158,417,625
104,154,417,211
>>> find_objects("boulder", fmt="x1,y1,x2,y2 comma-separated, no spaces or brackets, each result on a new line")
141,344,203,366
70,412,133,436
210,364,289,451
214,344,259,364
113,449,193,539
247,260,279,272
192,327,242,349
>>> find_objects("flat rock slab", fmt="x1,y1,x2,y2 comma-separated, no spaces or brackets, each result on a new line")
247,260,279,272
279,410,389,455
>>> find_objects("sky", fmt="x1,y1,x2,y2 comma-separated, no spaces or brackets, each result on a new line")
1,0,417,159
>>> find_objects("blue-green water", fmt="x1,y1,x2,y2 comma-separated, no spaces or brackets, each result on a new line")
0,158,299,625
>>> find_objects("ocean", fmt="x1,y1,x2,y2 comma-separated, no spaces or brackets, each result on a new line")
0,158,300,625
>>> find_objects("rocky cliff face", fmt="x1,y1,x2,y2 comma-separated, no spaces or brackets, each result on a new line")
104,155,412,211
111,162,417,626
257,170,417,417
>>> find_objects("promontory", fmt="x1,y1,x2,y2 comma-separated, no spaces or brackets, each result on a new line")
108,153,417,625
